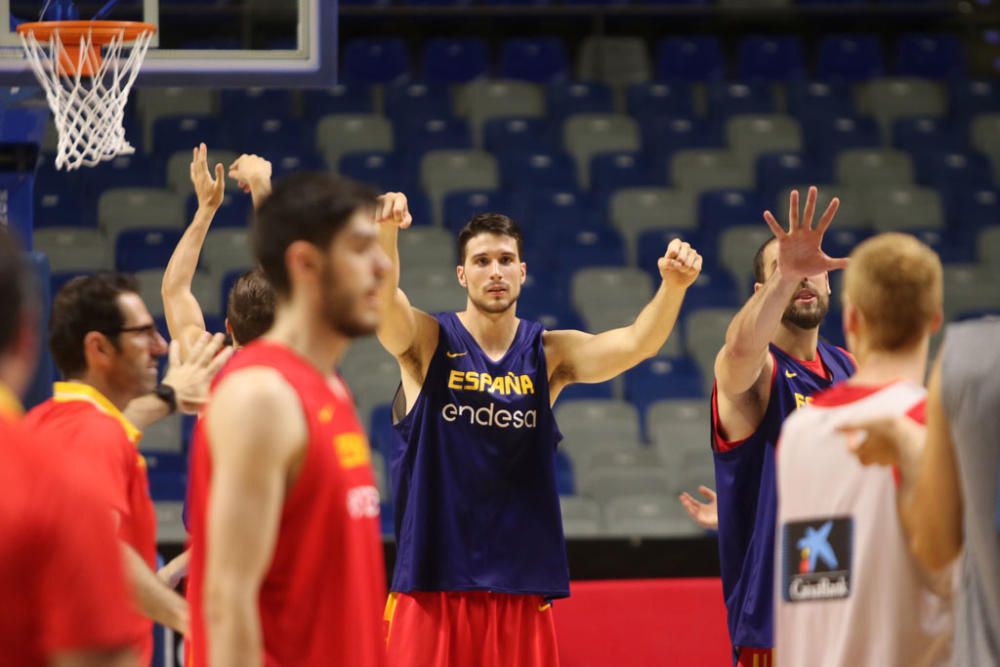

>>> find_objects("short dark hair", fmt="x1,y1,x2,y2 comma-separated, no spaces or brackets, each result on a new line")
752,236,778,285
226,268,275,345
457,213,525,264
0,229,31,355
253,172,378,297
49,272,140,378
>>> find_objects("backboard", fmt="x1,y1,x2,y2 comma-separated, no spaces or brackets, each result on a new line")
0,0,335,86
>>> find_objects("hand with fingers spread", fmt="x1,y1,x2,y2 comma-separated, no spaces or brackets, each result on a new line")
679,486,718,530
376,192,414,229
190,143,225,211
763,186,848,280
658,238,703,289
160,333,234,415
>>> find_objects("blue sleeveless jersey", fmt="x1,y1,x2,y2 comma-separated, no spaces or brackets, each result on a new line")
389,313,568,598
712,341,855,653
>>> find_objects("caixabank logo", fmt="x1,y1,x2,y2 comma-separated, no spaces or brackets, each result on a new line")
782,516,853,603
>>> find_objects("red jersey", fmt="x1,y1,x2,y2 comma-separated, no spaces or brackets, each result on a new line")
0,383,143,666
187,341,387,667
23,381,157,662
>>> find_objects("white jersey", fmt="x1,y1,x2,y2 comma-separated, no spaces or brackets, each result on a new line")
774,381,952,667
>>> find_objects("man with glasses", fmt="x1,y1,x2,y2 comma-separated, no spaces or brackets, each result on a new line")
24,272,232,665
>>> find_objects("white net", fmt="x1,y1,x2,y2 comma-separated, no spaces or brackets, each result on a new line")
19,24,153,171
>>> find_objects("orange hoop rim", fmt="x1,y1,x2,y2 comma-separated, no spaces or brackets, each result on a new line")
16,20,157,45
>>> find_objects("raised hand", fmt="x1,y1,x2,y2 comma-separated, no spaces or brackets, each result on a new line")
160,333,234,415
658,238,703,289
376,192,413,229
679,486,718,530
190,143,225,211
763,186,848,279
228,153,272,195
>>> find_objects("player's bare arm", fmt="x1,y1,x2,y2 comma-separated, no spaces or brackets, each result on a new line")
121,542,189,636
543,238,701,402
679,486,719,531
715,187,847,439
123,335,232,429
228,154,273,209
203,367,307,667
51,649,138,667
840,356,963,571
374,192,440,409
162,143,225,358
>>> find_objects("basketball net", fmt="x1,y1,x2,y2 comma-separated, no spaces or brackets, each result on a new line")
17,21,155,171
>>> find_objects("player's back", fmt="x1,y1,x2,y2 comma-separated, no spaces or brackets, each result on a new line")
775,381,951,667
187,340,386,667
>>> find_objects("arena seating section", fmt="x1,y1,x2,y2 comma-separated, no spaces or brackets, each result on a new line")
27,30,1000,539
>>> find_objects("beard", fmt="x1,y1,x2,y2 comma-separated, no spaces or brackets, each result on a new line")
319,262,379,338
468,286,519,315
781,293,829,330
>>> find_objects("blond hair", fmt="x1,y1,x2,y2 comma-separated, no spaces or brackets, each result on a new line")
843,232,943,351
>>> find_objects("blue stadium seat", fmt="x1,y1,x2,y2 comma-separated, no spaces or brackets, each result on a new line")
148,471,186,502
655,36,725,82
84,153,161,193
219,89,293,120
737,35,806,82
34,188,90,229
405,191,434,227
115,229,184,272
500,38,569,82
229,116,307,156
625,356,704,422
152,115,228,155
547,82,615,120
369,403,394,456
384,81,454,122
640,116,724,163
892,117,966,155
895,33,964,78
755,152,834,206
269,152,326,178
907,227,971,264
557,381,614,401
820,309,846,348
698,189,764,236
951,80,1000,119
338,152,407,192
443,190,511,234
682,270,741,312
527,190,602,234
423,38,489,83
184,193,252,229
708,82,777,120
517,301,586,333
786,80,856,122
953,187,1000,234
499,151,578,193
557,226,627,273
342,38,410,84
626,82,694,120
590,152,659,201
300,85,375,121
804,115,881,161
817,34,885,81
397,117,472,162
483,117,558,156
823,228,874,260
912,150,993,192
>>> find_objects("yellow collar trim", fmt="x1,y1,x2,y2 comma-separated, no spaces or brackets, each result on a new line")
53,381,142,444
0,382,23,419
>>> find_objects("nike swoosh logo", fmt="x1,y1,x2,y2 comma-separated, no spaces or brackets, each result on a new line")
785,370,797,378
446,352,467,358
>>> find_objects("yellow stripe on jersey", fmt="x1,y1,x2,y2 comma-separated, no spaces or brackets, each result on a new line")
384,593,400,644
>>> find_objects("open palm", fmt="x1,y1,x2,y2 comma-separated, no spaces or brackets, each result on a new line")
763,186,849,278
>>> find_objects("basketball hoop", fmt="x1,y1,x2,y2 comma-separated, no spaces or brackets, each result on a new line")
17,21,156,171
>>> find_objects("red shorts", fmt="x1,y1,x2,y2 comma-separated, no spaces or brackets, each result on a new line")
737,646,773,667
384,591,560,667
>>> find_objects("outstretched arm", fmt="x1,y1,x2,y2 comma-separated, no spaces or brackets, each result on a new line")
840,356,963,571
162,144,225,358
544,238,701,395
715,187,848,398
374,193,439,368
203,368,305,667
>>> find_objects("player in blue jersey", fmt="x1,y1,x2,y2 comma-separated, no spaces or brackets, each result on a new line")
711,186,856,667
373,194,703,667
